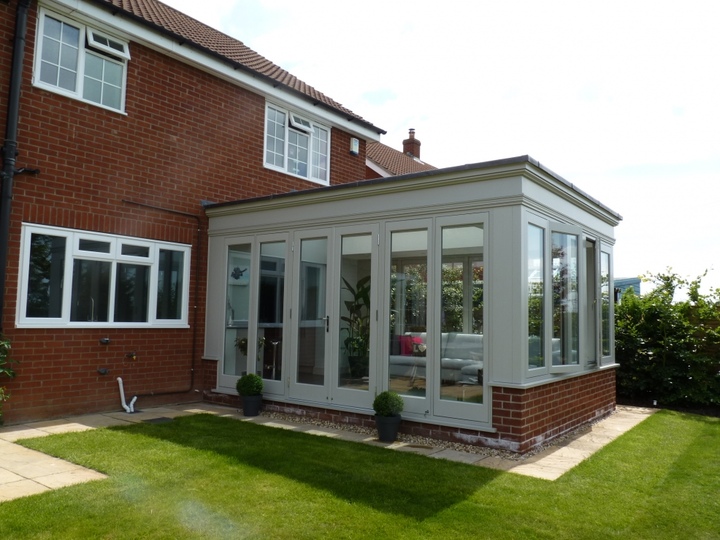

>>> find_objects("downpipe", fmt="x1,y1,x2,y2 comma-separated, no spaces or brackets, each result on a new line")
116,377,137,413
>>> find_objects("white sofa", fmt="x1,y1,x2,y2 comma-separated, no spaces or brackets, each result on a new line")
389,332,483,384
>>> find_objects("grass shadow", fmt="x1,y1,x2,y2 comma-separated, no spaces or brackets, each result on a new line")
109,413,502,521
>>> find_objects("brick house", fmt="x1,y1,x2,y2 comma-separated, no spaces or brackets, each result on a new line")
1,0,622,453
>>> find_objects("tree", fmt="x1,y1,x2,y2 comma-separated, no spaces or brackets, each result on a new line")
615,270,720,407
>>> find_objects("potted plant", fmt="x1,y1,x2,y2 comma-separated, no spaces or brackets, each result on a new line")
340,275,371,378
373,390,404,442
0,335,17,425
236,372,263,417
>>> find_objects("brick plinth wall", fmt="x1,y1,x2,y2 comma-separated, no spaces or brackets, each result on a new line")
202,368,617,454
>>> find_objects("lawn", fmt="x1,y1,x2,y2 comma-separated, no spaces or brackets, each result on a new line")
0,410,718,539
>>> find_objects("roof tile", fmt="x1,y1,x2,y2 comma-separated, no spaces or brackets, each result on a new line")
95,0,382,132
367,142,437,176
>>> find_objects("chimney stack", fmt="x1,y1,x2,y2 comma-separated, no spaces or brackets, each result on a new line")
402,128,421,159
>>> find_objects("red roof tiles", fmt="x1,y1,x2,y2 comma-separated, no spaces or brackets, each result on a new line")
367,142,437,176
95,0,383,133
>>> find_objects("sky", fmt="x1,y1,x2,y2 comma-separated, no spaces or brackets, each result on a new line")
163,0,720,295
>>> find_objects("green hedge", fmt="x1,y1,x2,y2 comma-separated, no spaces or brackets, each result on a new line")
616,271,720,407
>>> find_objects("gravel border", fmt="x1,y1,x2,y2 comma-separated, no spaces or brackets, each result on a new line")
262,409,616,462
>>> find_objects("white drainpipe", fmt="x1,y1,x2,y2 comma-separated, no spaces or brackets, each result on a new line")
117,377,137,413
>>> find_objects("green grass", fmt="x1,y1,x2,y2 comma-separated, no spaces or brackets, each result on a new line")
1,410,718,539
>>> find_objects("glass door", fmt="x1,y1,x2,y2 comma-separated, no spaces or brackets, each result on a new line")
333,226,377,408
433,216,489,423
220,242,253,391
254,238,287,396
387,224,431,415
289,231,333,403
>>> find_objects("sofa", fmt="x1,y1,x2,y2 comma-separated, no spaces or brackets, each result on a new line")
389,332,483,384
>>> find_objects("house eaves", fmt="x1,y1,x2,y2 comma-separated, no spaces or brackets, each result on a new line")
82,0,385,136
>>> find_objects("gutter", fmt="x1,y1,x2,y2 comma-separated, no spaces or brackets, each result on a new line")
0,0,33,334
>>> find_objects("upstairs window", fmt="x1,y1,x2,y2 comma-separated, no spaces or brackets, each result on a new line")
34,10,130,112
264,104,330,184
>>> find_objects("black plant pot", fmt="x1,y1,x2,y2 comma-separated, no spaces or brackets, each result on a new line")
242,394,263,417
375,414,402,442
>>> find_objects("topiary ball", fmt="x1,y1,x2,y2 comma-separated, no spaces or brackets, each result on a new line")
373,390,404,417
236,373,263,396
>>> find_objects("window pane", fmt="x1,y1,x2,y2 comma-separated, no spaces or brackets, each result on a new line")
122,244,150,257
58,68,77,92
551,232,579,365
59,43,78,71
44,16,62,41
528,224,545,368
70,259,111,322
157,249,184,319
103,61,122,86
114,263,150,322
225,244,251,376
84,53,103,79
79,239,111,253
440,225,484,404
257,242,285,381
83,77,102,104
26,234,66,318
39,63,59,87
102,84,121,109
339,234,371,389
61,22,80,46
601,252,611,356
41,37,60,64
389,230,427,398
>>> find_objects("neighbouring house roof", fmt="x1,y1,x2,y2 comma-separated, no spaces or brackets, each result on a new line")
93,0,385,135
366,141,437,177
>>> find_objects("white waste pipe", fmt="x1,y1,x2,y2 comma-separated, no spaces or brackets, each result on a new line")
117,377,136,413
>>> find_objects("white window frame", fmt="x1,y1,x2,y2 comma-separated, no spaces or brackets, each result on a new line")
33,8,130,113
17,224,190,328
264,103,331,185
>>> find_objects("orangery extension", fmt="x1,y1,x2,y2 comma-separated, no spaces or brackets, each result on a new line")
203,157,621,453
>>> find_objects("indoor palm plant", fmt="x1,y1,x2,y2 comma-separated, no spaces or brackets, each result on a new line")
341,275,371,378
236,372,263,417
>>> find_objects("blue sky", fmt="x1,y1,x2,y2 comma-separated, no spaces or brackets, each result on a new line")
163,0,720,294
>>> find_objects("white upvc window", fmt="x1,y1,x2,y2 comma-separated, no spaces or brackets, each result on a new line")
264,104,330,184
17,224,190,328
33,9,130,112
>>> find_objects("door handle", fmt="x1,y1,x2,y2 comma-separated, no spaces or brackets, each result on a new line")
320,315,329,332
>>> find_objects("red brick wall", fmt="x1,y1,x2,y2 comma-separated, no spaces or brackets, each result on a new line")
0,3,368,423
491,369,617,452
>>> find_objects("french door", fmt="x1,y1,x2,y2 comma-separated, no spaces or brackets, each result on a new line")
287,227,377,408
288,231,333,403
